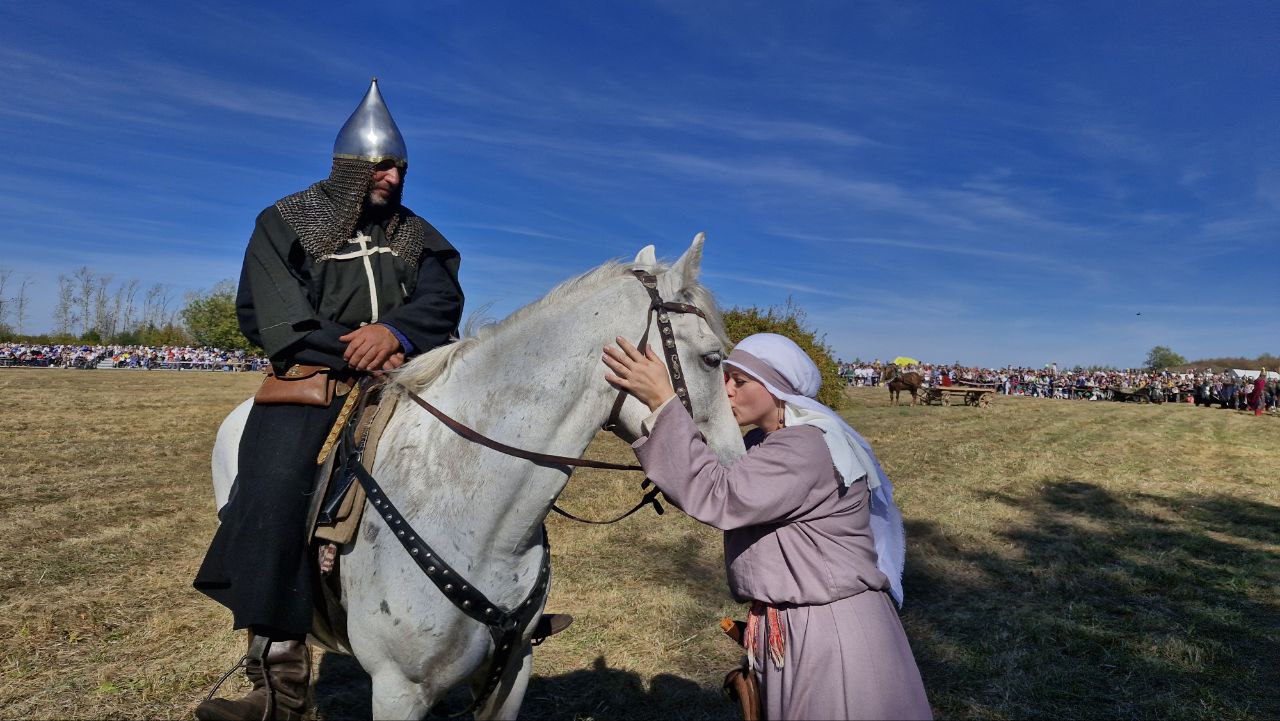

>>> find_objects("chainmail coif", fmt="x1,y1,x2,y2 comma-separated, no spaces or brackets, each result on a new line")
275,157,426,267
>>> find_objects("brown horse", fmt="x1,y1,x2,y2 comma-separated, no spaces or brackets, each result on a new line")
883,368,925,406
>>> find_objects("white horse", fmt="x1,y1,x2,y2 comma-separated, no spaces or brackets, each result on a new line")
211,235,746,719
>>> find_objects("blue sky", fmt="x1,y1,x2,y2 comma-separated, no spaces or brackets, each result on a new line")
1,1,1275,368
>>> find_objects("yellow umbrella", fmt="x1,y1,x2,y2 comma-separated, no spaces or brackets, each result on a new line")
893,356,919,367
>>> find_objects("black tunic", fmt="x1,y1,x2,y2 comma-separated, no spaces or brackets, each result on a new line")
193,204,463,637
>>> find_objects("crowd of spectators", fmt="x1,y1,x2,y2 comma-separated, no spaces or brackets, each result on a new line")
0,343,267,372
838,360,1278,413
6,345,1276,413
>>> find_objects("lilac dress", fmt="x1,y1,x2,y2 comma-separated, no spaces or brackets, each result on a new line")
634,402,931,721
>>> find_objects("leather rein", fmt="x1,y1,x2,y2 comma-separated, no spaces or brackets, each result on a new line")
341,268,709,714
397,386,666,524
394,269,707,524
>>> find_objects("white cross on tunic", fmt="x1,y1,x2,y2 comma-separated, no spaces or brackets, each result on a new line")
318,232,400,324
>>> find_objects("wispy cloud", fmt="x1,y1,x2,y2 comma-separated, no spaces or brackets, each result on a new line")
629,110,878,149
143,64,342,126
635,150,1091,236
402,61,880,153
771,231,1054,265
703,270,961,318
1096,302,1263,315
702,270,867,302
448,222,575,243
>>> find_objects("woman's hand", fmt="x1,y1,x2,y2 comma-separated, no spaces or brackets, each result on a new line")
603,336,676,412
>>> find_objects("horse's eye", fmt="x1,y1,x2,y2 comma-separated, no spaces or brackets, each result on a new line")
702,352,722,368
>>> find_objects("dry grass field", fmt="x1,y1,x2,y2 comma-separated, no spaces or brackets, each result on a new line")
1,369,1277,720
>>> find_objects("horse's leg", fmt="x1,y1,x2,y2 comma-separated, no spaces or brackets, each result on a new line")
369,668,434,721
472,644,533,721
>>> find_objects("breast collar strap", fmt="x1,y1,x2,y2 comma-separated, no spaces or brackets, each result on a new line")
342,437,547,717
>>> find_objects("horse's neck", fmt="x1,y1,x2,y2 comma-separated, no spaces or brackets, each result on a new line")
443,302,623,466
379,278,643,591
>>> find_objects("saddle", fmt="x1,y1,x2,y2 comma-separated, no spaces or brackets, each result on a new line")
307,380,393,551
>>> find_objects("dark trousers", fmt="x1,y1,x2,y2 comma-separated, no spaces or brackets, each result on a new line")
194,396,344,637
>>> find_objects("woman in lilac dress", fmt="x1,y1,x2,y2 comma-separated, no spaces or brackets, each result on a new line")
603,333,931,720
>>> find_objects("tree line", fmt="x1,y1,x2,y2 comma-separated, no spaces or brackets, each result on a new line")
1146,346,1278,372
3,265,843,403
0,265,256,352
3,266,1265,388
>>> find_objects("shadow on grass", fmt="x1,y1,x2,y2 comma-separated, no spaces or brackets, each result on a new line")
628,534,729,611
903,479,1279,720
314,479,1278,719
315,653,734,720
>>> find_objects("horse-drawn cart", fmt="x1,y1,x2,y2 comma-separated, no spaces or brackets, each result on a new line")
919,385,995,407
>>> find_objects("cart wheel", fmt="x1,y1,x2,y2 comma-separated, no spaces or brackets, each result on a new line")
979,393,991,407
941,394,951,406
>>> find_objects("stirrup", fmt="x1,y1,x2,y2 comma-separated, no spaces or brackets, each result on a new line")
530,613,573,646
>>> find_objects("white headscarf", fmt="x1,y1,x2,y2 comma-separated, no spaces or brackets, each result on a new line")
722,333,907,606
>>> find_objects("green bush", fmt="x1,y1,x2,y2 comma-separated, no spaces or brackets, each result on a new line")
722,299,845,409
181,281,257,352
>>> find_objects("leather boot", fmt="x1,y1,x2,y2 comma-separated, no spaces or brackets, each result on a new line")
196,635,312,721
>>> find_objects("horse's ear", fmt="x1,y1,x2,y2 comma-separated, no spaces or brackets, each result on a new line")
633,245,657,267
671,232,705,289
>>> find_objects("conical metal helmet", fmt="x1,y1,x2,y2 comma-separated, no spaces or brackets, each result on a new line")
333,78,407,166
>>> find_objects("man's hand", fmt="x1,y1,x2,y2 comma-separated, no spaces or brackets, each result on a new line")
339,325,401,371
375,351,406,375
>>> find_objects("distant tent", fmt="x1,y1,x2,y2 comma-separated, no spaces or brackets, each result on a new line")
1229,369,1280,381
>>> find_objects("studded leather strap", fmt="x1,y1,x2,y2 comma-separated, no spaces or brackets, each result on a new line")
603,270,708,428
634,270,701,417
346,454,549,713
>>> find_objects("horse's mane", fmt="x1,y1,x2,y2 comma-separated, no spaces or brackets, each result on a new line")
393,259,725,394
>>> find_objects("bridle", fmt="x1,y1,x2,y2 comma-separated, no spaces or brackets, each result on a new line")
603,269,708,431
340,267,712,714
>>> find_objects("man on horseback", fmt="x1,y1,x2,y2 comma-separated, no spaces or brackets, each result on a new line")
193,79,464,721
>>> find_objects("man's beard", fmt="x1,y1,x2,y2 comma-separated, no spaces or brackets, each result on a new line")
365,184,403,210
